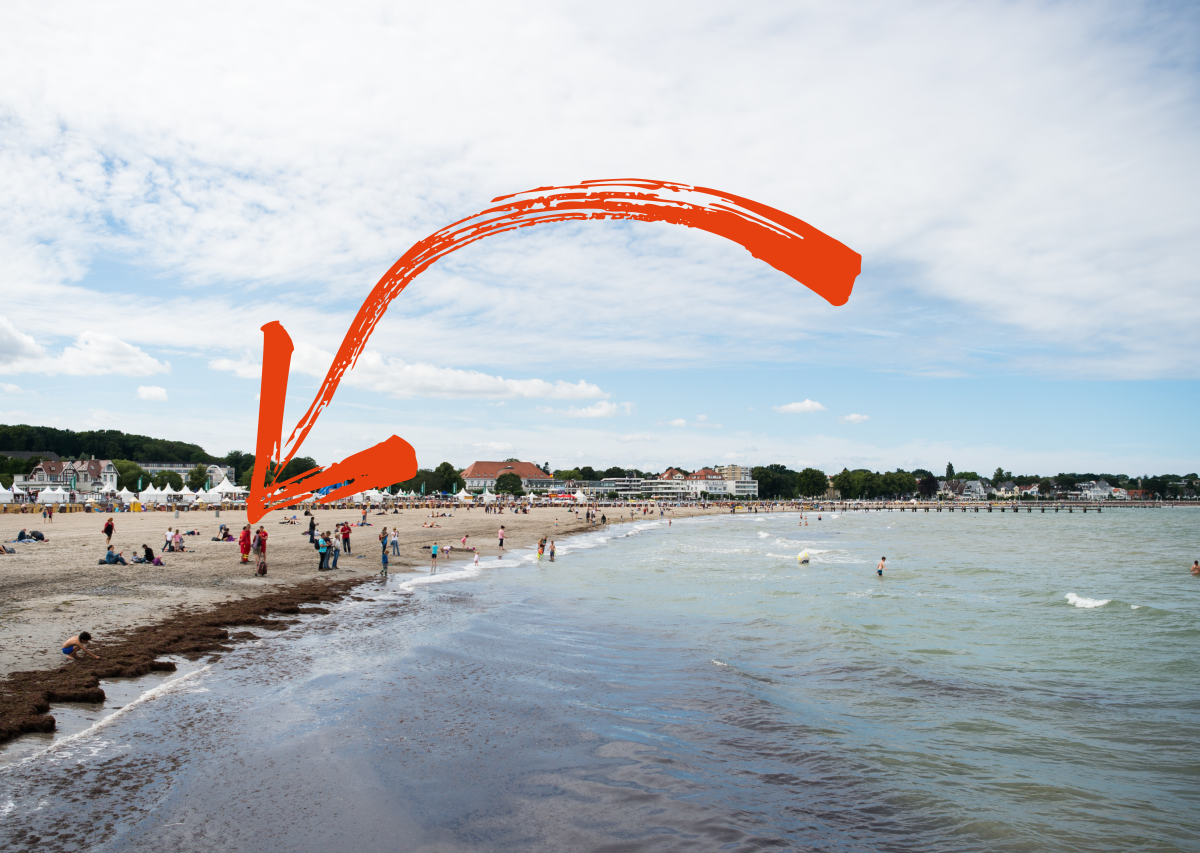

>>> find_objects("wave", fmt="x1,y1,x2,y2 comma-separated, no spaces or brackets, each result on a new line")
1065,592,1110,609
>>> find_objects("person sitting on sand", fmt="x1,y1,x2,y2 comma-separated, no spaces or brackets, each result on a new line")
104,546,128,565
16,528,28,541
61,632,100,662
142,544,155,563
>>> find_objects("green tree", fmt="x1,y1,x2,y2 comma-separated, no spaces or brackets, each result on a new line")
187,464,209,491
1038,478,1055,496
238,465,255,489
222,450,255,482
579,466,599,481
114,460,151,491
796,467,829,498
752,464,799,499
433,461,464,494
918,475,939,497
495,472,524,495
1055,473,1077,492
880,470,917,497
152,470,184,490
912,468,934,480
945,462,955,479
602,466,627,479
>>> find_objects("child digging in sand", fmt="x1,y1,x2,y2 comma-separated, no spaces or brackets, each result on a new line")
61,632,100,662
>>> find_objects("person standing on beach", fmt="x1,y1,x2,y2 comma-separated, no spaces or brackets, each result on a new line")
102,517,115,545
316,532,329,570
431,542,439,572
328,531,341,569
239,525,252,563
877,556,886,577
341,523,352,554
498,526,506,549
549,541,556,562
391,527,400,556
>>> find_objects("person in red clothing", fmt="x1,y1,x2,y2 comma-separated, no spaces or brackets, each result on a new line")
239,525,251,563
255,526,269,576
340,522,352,554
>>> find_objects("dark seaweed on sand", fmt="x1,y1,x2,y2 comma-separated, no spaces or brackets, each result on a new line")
0,578,360,744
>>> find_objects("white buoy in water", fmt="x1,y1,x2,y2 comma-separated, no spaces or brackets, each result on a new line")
798,550,809,564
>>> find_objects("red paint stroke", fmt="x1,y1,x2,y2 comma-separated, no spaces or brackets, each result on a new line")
249,179,860,522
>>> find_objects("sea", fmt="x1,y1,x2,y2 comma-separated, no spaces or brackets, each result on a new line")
2,508,1197,852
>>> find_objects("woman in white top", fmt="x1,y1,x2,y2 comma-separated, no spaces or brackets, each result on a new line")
163,527,173,552
389,527,399,556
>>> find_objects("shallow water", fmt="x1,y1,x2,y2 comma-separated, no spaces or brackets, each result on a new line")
2,508,1198,852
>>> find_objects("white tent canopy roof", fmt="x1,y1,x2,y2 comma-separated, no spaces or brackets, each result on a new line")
211,476,243,494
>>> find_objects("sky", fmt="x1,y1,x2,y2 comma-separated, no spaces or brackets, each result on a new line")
0,0,1197,478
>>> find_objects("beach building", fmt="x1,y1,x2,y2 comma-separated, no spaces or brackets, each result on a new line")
643,470,689,499
1019,484,1041,498
15,458,118,492
461,460,561,492
1077,480,1112,500
137,461,235,484
599,476,645,498
962,480,988,500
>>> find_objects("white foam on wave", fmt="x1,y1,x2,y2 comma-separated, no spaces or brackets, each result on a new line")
4,663,213,771
757,531,771,538
1065,592,1110,609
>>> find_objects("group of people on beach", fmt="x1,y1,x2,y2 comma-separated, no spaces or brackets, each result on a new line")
237,525,269,575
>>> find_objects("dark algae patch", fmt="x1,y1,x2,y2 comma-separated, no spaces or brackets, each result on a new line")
0,577,362,744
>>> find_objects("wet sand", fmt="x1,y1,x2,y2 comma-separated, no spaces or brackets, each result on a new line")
0,503,730,740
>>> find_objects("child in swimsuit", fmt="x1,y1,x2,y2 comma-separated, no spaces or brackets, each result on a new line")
62,632,101,662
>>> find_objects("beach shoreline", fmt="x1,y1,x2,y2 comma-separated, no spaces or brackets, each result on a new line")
0,502,741,743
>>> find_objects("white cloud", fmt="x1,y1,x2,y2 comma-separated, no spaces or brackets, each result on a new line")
208,348,609,401
696,414,708,422
0,327,170,377
1,382,23,393
666,418,687,428
137,385,169,401
0,317,42,363
616,433,656,443
208,357,261,379
0,4,1195,379
774,400,827,414
346,352,607,400
473,441,513,452
840,414,870,424
554,401,633,419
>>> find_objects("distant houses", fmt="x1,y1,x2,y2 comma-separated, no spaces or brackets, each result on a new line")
461,460,759,498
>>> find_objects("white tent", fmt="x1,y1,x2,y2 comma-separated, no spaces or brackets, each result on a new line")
117,487,136,503
211,476,243,495
574,490,589,503
160,483,178,501
456,487,473,500
139,484,162,503
178,486,197,503
39,486,66,504
0,484,12,504
360,488,385,502
481,489,497,503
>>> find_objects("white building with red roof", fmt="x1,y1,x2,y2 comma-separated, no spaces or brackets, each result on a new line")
461,461,560,492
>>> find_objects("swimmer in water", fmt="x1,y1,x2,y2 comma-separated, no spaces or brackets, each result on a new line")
1192,560,1200,576
877,556,886,576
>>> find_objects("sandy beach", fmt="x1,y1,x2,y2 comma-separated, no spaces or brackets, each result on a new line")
0,503,729,679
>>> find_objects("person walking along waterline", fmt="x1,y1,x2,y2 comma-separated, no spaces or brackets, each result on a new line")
498,526,505,549
431,542,439,573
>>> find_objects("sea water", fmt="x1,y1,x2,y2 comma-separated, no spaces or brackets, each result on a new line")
1,509,1197,852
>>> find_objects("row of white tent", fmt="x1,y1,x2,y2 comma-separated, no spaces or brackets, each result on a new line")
1,479,594,506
